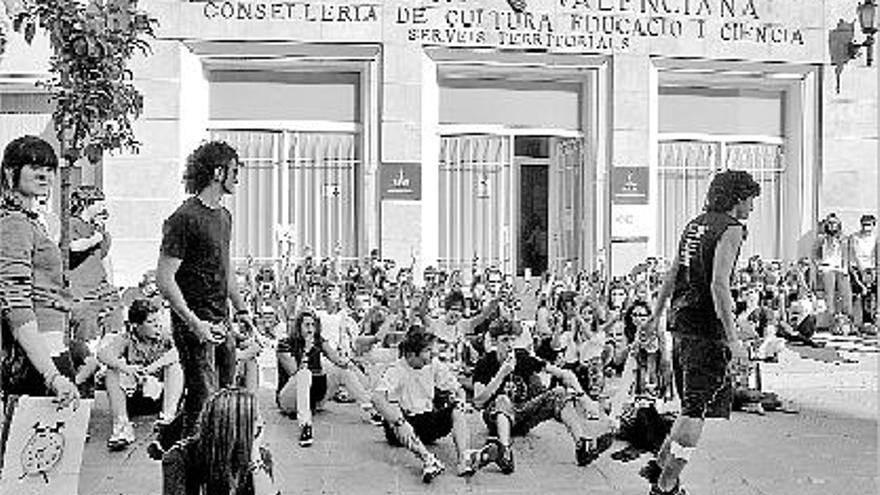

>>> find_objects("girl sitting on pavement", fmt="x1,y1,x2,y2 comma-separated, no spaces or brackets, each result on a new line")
276,308,369,447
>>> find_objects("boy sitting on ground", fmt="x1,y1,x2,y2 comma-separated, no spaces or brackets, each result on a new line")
472,317,615,474
371,328,484,483
97,298,183,451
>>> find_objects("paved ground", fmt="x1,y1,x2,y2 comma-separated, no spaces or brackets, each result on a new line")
77,346,878,495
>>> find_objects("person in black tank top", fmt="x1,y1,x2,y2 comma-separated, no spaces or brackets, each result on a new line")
639,170,761,495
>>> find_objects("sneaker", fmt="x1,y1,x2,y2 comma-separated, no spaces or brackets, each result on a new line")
457,448,488,477
649,481,687,495
496,443,515,474
421,456,445,483
742,402,766,415
576,438,591,466
107,420,135,451
474,439,499,470
299,424,314,447
639,459,662,484
333,388,355,403
579,432,614,466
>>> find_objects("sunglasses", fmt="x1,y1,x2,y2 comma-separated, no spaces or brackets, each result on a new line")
632,312,650,318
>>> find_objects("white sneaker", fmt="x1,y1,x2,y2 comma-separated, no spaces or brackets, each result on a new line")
107,420,135,450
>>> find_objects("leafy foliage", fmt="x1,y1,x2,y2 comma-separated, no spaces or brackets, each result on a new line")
10,0,156,161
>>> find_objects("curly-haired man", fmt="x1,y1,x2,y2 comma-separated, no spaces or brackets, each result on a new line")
156,141,253,440
641,170,761,495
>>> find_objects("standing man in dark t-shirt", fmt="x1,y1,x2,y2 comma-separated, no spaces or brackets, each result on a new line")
156,141,253,439
640,170,760,495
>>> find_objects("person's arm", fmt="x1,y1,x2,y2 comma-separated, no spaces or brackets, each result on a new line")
321,340,351,368
96,334,139,374
463,297,500,334
545,363,587,395
227,263,249,315
143,347,180,375
277,348,300,375
156,254,218,344
1,216,78,406
69,229,103,252
472,355,515,409
712,226,747,352
650,255,680,322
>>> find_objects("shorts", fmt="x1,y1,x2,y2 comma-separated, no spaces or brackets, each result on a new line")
672,333,732,419
383,407,454,445
482,386,571,436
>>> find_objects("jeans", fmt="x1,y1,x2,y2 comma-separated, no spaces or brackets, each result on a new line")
820,267,852,318
171,320,236,437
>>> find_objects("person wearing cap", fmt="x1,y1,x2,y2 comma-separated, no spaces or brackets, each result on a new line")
98,298,183,451
472,317,614,474
372,328,485,482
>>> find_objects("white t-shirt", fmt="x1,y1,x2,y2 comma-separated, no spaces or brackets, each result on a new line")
375,358,459,415
851,231,877,269
318,309,357,354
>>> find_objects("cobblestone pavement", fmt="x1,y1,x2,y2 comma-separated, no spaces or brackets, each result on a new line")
78,347,878,495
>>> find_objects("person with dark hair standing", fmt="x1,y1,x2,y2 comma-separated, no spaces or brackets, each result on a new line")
640,170,761,495
0,135,80,412
156,141,253,440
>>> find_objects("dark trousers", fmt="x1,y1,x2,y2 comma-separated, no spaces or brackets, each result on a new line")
172,321,236,437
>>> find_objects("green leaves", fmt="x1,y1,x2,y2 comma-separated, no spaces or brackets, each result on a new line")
9,0,157,160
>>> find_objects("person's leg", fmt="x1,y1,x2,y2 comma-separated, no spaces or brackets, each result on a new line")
337,366,371,403
822,268,837,316
295,368,314,428
450,406,468,455
492,395,514,447
104,368,129,424
651,334,730,493
276,375,300,416
838,271,854,319
655,416,704,492
161,362,184,422
215,325,237,389
172,326,217,437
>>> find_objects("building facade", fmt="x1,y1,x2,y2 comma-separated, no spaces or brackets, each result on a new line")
0,0,877,285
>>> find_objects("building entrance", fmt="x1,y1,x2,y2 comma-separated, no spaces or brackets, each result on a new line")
438,130,584,279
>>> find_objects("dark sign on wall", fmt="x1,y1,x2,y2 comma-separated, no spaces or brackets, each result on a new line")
381,162,422,200
611,166,649,204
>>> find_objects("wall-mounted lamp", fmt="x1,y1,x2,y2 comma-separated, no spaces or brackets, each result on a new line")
856,0,878,65
829,0,878,92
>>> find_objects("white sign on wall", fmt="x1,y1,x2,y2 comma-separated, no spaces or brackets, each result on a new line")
612,204,651,240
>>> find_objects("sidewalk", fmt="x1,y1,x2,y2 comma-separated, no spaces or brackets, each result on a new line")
78,348,878,495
